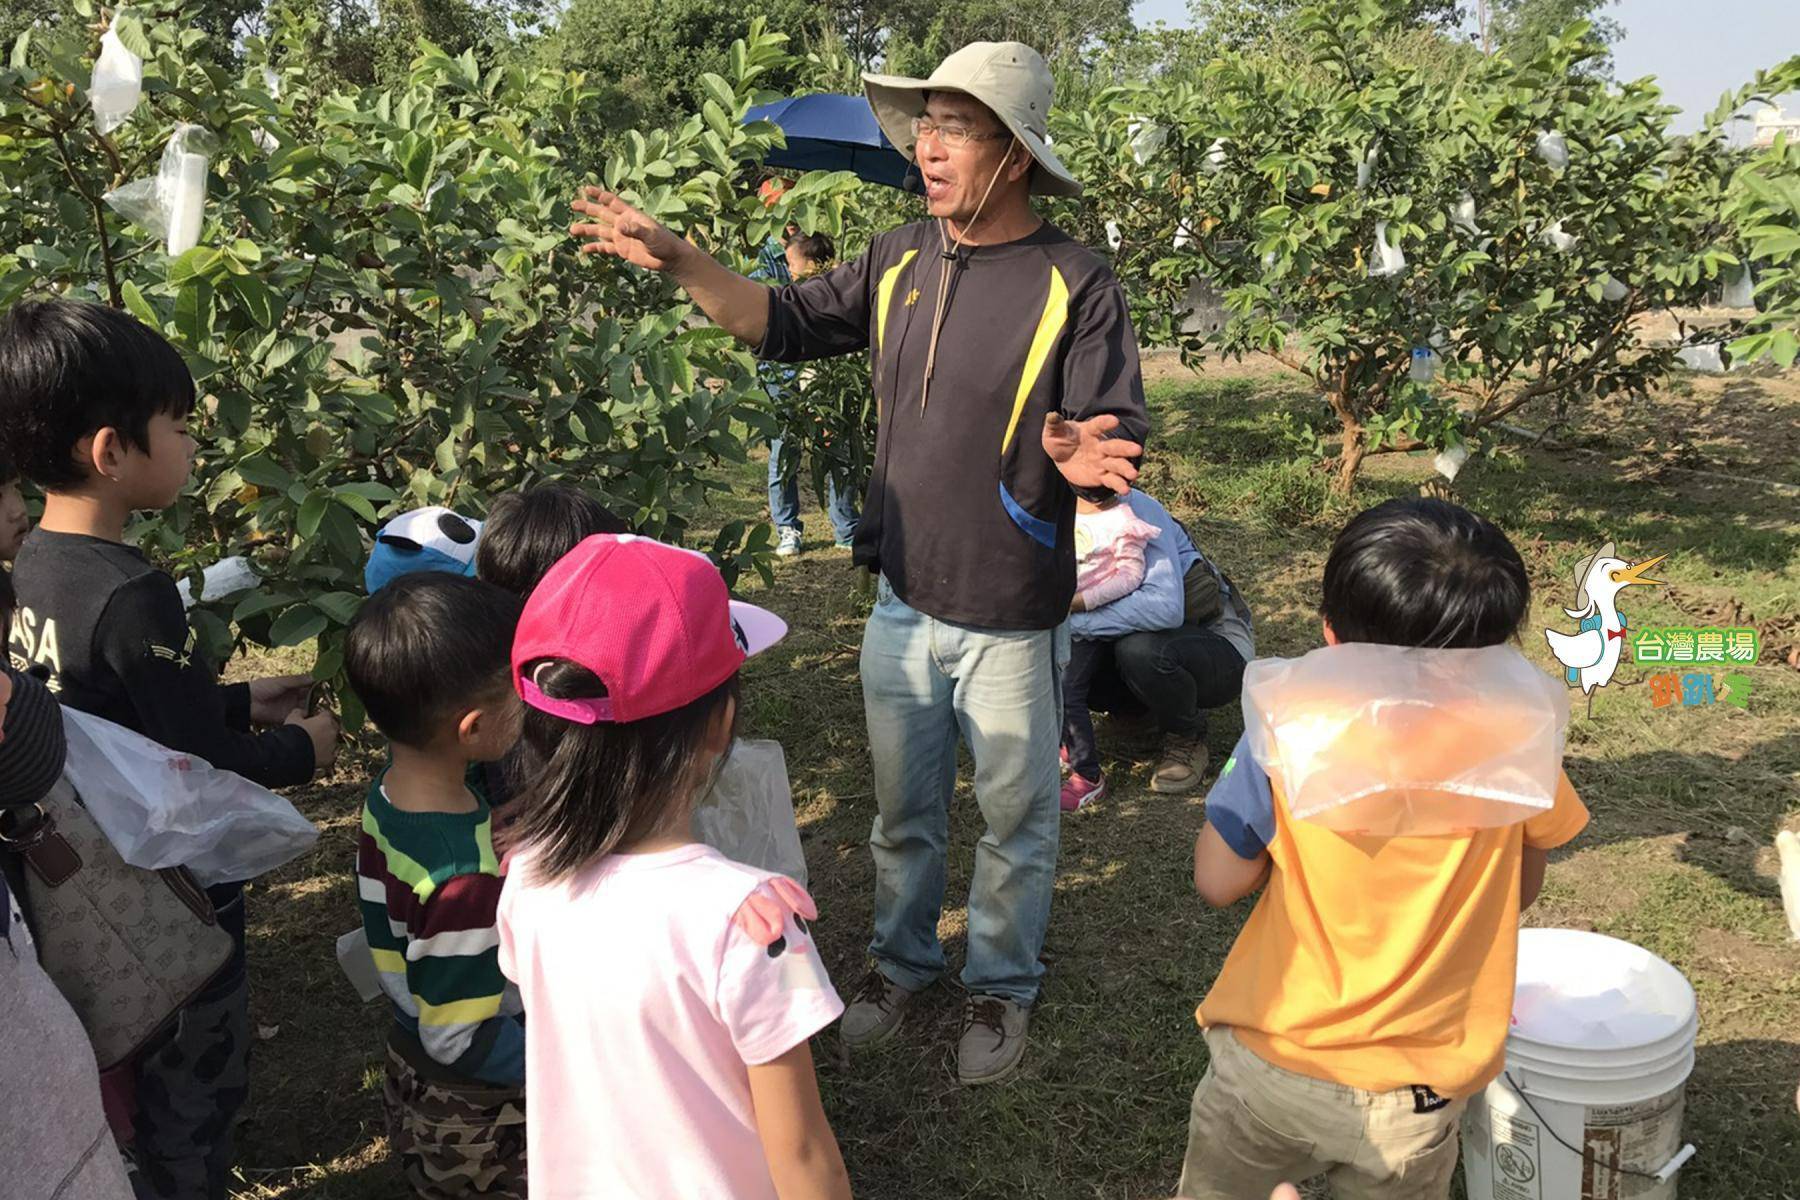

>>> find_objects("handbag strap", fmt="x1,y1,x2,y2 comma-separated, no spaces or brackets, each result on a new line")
0,802,83,887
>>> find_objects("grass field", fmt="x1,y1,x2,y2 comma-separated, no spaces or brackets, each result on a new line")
229,354,1800,1199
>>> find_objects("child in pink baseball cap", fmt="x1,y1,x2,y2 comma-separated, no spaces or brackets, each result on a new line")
495,534,851,1200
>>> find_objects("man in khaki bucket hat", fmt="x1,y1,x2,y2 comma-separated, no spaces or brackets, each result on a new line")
570,41,1148,1087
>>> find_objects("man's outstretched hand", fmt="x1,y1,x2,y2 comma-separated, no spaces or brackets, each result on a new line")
569,186,689,273
1042,412,1142,495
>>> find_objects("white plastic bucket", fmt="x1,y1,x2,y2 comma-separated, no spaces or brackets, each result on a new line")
1463,929,1698,1200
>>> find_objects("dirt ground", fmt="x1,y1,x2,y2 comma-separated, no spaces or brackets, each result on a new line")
227,354,1799,1199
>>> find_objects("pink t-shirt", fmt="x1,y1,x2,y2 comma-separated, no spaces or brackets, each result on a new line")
496,842,843,1199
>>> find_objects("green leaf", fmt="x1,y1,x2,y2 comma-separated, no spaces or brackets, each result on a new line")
111,12,153,59
120,280,159,328
297,492,329,539
168,248,225,285
228,275,278,328
268,605,329,648
698,73,737,113
312,591,364,625
332,491,379,523
237,456,292,490
234,589,300,623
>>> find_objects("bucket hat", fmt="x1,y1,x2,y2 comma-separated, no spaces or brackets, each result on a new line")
864,41,1082,198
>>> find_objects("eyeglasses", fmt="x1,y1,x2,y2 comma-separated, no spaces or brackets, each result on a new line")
911,116,1010,150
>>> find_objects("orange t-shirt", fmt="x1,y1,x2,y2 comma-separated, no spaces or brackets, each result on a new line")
1195,735,1589,1098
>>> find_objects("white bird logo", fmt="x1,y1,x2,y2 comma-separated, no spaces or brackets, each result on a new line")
1544,541,1665,716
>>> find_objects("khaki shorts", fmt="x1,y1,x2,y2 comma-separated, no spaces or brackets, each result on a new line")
1177,1027,1467,1200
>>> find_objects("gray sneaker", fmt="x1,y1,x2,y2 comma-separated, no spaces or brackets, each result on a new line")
957,995,1029,1086
839,968,917,1049
776,527,803,557
1151,733,1209,794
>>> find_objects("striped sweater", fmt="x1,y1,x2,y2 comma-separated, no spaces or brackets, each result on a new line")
355,770,524,1085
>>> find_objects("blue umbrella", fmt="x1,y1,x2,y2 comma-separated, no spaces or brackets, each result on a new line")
744,94,922,193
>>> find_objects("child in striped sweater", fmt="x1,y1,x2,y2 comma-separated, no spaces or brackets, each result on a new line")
345,573,529,1200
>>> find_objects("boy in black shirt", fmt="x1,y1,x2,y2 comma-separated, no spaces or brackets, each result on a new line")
0,298,341,1200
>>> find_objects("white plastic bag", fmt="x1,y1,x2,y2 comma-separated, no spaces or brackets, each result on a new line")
1368,219,1406,277
1452,191,1482,238
179,555,259,611
60,707,319,887
102,124,219,256
1677,344,1724,372
1539,219,1576,254
1203,138,1227,174
1356,140,1380,189
1127,119,1167,166
1536,129,1569,171
1105,220,1122,252
1433,442,1469,481
1242,642,1569,837
250,66,280,154
336,927,382,1003
1598,272,1629,302
1172,221,1193,251
692,738,807,885
1721,267,1756,309
90,22,143,135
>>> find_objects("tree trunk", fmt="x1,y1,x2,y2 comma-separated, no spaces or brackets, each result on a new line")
1327,384,1366,496
1334,418,1367,496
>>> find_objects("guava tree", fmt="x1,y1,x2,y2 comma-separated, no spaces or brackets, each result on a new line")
1726,76,1800,368
1058,1,1791,491
0,2,860,718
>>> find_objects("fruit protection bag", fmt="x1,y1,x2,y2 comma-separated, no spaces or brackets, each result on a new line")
1242,642,1569,837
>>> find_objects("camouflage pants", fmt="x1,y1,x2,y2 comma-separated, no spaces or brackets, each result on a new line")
383,1044,527,1200
131,887,251,1200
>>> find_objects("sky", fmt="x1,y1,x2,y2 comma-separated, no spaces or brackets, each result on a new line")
1128,0,1800,135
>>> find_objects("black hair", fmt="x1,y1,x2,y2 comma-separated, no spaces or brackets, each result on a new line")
476,483,629,598
510,662,739,881
789,233,835,266
344,573,524,749
0,300,197,490
1320,497,1529,649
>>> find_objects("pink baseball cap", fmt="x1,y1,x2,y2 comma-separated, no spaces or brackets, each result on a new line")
512,534,788,724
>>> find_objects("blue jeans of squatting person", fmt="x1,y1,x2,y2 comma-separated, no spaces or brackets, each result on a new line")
860,576,1068,1006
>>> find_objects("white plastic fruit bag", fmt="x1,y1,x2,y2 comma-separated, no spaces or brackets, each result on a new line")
1127,119,1167,166
1242,642,1569,837
1721,266,1756,309
692,738,807,885
179,555,259,611
1535,129,1569,171
60,707,319,887
89,17,144,135
101,123,219,256
1368,220,1406,277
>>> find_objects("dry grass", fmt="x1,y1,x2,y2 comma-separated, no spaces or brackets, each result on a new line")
227,357,1800,1199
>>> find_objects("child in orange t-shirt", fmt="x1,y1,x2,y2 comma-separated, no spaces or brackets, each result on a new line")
1179,498,1589,1200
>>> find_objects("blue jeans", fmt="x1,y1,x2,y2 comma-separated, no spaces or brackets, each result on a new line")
768,434,860,544
860,577,1068,1006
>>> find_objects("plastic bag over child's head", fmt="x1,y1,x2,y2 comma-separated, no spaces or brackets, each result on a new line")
1242,642,1569,838
364,505,484,594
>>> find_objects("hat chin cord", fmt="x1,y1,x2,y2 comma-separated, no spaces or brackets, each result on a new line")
920,141,1017,413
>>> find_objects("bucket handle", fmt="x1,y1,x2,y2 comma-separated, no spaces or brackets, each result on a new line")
1501,1073,1696,1183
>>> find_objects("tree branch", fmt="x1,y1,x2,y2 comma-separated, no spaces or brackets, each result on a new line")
47,126,123,307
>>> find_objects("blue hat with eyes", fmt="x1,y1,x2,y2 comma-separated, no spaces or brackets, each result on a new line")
364,506,483,594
